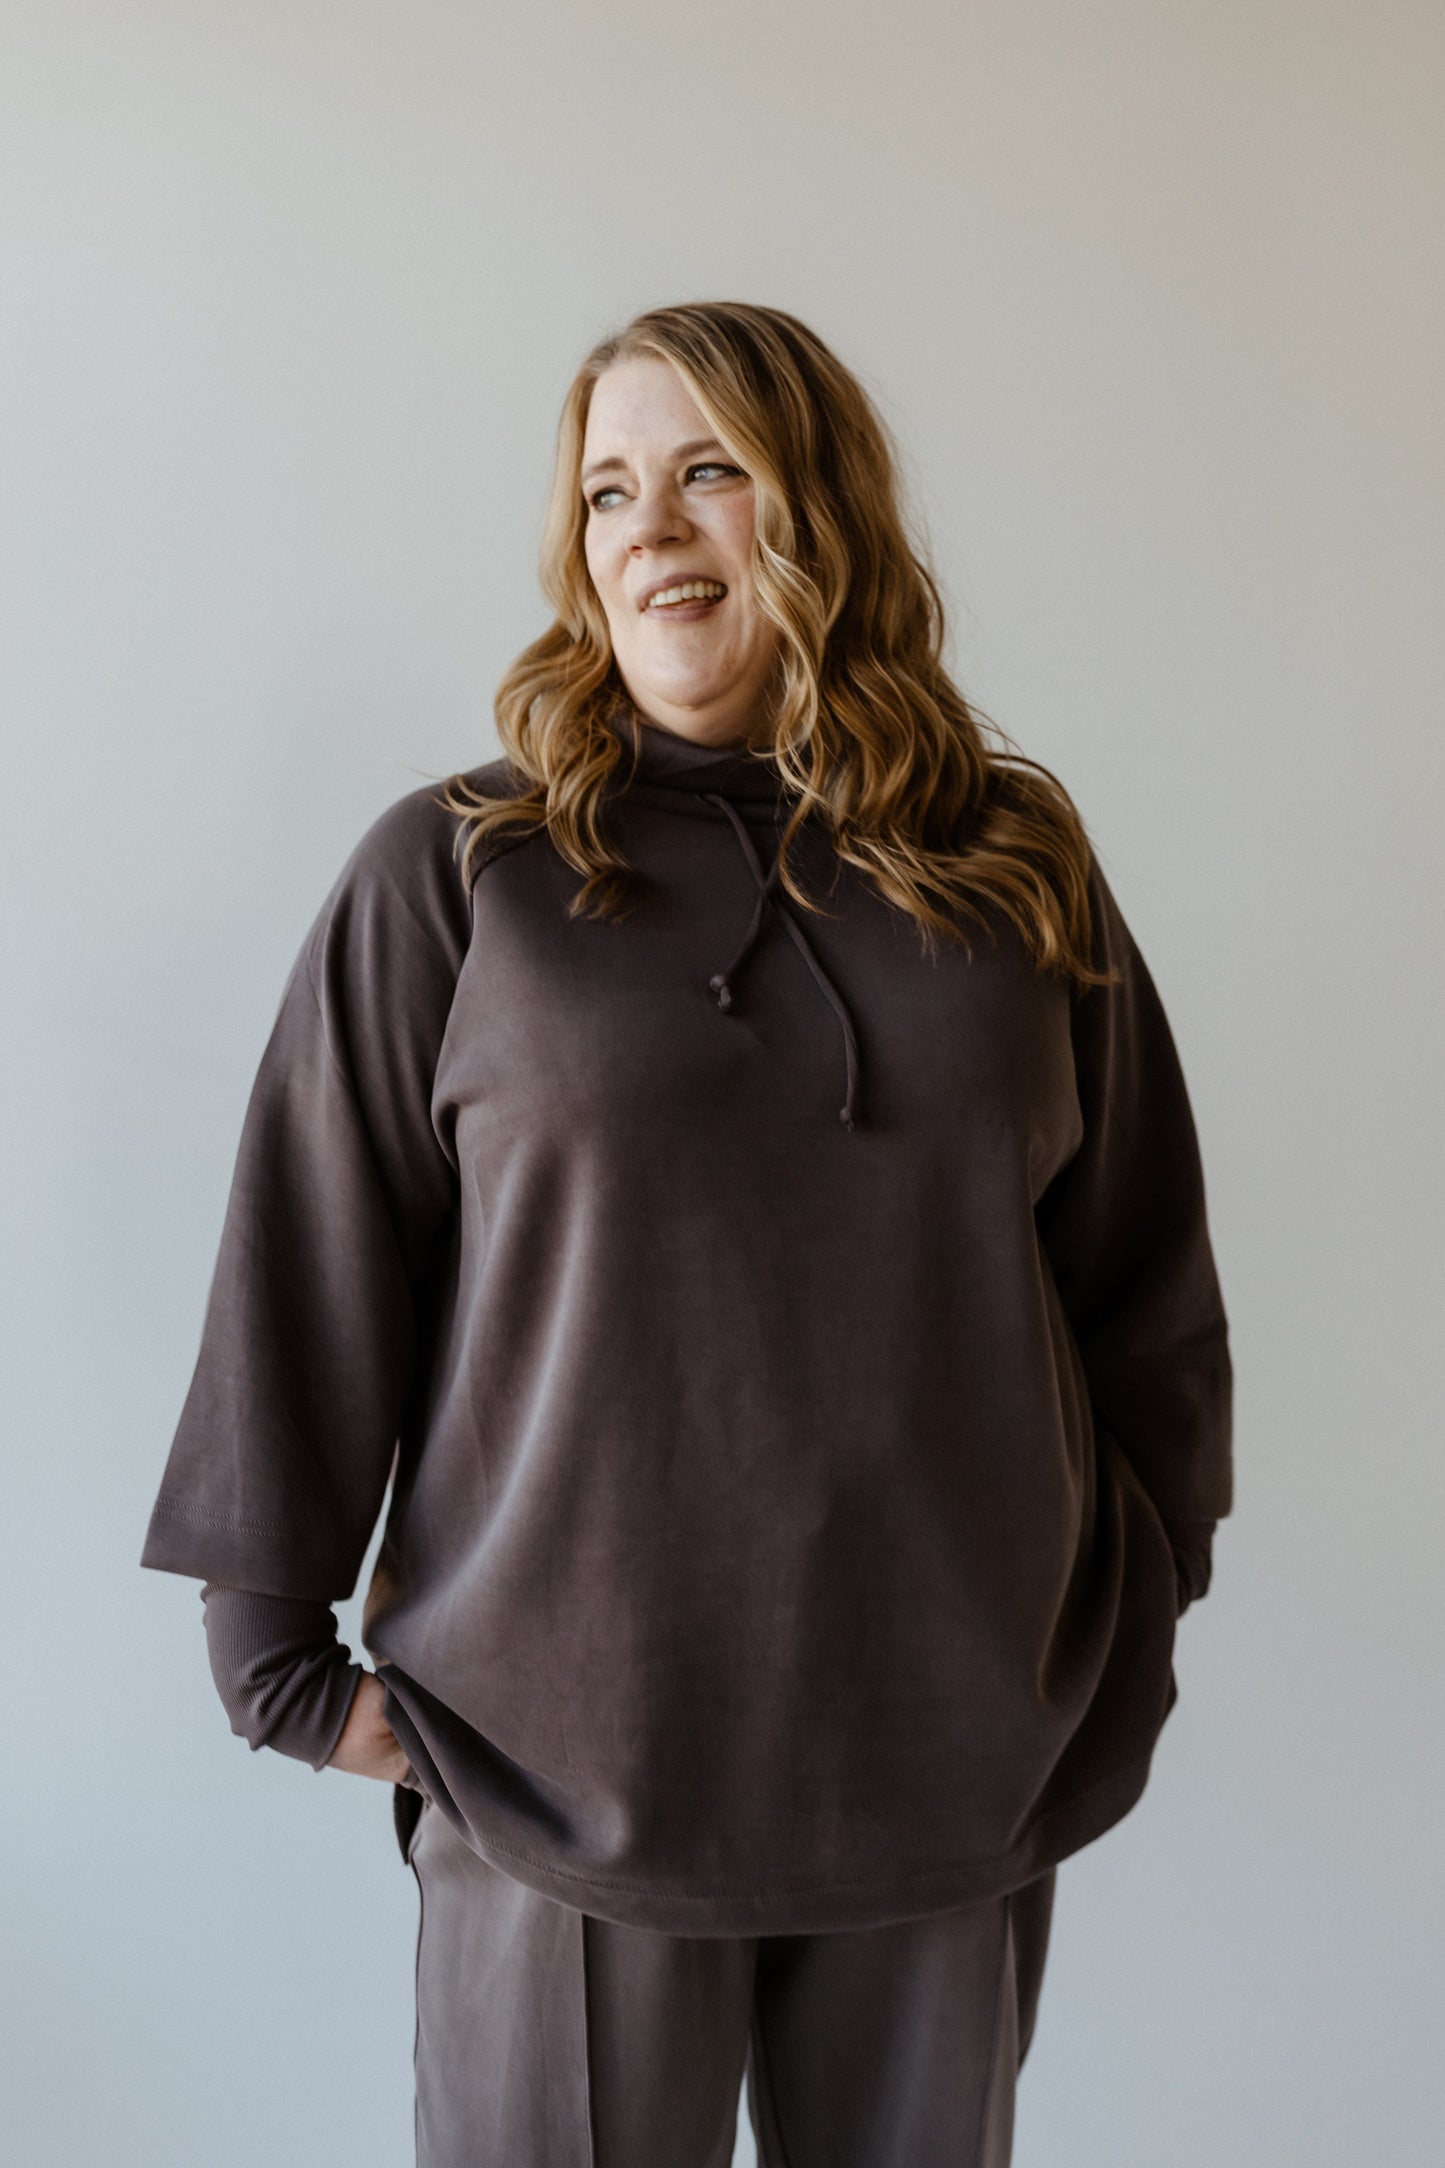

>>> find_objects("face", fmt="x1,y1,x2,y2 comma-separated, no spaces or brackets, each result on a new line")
581,354,783,750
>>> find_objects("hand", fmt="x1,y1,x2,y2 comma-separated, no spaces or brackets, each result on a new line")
325,1670,412,1783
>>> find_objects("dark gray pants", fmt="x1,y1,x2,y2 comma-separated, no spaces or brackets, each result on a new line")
406,1801,1056,2167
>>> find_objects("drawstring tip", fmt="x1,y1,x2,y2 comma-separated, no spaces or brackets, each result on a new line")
839,1107,855,1131
709,974,733,1013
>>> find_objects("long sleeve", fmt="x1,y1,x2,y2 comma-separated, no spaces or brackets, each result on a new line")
200,1582,365,1770
1037,846,1234,1556
139,784,475,1602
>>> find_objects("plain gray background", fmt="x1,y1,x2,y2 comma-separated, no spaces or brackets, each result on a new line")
3,4,1441,2163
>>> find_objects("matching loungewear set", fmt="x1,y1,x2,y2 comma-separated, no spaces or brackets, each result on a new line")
140,717,1233,2165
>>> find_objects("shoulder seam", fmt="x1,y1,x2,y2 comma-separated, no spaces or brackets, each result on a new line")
463,823,543,888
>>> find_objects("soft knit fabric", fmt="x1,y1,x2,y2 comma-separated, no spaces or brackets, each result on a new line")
141,715,1233,1934
198,1582,365,1771
198,1515,1214,1780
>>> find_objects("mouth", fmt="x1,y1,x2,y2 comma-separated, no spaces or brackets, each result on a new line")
639,577,728,619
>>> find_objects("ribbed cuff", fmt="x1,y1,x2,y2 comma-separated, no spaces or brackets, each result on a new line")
1159,1517,1217,1616
200,1583,366,1771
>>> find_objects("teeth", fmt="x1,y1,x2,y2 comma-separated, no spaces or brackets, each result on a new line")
646,581,726,608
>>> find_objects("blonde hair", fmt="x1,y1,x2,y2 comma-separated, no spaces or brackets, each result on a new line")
441,300,1112,988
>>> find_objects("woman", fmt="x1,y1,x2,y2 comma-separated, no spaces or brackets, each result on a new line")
141,300,1232,2166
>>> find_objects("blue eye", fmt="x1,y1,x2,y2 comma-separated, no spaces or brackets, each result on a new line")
586,463,743,512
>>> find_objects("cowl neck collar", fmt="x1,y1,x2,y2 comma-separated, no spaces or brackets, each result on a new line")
617,714,794,805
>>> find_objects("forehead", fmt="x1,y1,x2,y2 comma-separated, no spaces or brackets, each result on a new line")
582,355,709,455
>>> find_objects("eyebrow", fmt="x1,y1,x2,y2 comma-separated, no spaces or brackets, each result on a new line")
580,437,729,486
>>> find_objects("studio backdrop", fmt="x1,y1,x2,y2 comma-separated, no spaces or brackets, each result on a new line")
2,5,1440,2165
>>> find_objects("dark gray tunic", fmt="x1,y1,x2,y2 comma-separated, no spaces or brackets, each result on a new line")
141,719,1233,1934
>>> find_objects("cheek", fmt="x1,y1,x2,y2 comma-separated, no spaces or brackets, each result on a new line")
720,525,764,621
720,503,757,570
584,539,624,628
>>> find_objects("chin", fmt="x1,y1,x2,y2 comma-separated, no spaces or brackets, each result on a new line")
641,682,734,715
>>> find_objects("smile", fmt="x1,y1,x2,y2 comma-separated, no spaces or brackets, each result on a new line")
643,580,728,612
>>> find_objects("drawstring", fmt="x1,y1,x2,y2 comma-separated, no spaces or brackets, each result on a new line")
700,792,863,1133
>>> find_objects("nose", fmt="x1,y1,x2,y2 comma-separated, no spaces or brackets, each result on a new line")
624,482,692,553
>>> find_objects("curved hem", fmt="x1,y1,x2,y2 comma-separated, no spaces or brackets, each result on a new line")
379,1671,1160,1934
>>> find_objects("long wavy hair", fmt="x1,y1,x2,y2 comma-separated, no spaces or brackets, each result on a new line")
440,300,1112,988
